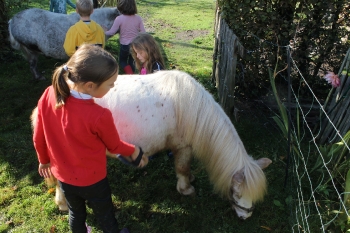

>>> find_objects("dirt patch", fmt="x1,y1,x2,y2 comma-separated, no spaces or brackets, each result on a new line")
175,30,210,41
143,19,180,34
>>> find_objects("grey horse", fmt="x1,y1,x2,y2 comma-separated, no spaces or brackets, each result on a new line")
8,8,119,80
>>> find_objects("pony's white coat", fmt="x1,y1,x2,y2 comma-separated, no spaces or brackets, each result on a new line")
95,70,271,218
32,70,271,218
8,8,119,79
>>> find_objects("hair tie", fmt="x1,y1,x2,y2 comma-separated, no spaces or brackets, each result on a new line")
63,65,69,71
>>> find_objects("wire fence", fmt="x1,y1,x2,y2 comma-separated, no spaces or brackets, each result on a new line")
213,15,350,232
285,48,350,232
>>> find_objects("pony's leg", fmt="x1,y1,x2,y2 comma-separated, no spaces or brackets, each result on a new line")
21,46,45,80
174,146,195,196
46,176,68,211
55,181,68,211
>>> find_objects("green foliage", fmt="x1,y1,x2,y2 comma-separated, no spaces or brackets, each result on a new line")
269,55,350,232
217,0,350,99
312,130,350,176
315,133,350,232
269,59,302,160
334,169,350,231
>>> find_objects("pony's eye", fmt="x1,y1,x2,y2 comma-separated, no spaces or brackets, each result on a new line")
233,193,242,199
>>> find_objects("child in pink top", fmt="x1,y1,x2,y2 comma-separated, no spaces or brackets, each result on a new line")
32,44,147,233
105,0,145,74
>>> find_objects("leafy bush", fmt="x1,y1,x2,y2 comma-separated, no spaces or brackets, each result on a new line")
217,0,350,99
1,0,27,61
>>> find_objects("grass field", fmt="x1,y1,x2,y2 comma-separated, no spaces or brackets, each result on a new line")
0,0,289,232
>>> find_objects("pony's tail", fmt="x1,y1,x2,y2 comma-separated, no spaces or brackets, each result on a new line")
30,107,38,131
8,19,21,50
45,176,57,187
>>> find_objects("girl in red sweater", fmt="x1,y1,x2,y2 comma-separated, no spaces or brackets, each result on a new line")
32,44,146,233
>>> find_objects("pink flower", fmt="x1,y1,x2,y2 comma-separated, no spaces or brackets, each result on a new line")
323,71,340,88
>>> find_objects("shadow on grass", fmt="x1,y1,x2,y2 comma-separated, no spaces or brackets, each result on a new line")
0,51,62,183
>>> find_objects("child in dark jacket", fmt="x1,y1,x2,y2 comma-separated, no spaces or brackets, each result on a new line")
50,0,76,14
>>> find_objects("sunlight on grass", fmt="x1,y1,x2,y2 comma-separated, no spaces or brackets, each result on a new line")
137,0,215,77
150,202,189,215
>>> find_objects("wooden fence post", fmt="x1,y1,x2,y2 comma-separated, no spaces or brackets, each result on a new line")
212,13,245,119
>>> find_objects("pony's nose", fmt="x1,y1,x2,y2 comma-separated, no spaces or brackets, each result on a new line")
233,206,252,220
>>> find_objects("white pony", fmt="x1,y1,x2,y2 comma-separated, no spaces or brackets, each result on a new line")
31,70,271,219
8,8,119,80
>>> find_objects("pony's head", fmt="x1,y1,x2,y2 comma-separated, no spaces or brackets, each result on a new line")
230,157,272,219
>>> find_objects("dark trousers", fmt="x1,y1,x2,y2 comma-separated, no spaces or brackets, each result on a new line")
58,177,119,233
119,44,135,71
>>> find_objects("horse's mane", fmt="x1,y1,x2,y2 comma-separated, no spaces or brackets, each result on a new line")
156,70,267,203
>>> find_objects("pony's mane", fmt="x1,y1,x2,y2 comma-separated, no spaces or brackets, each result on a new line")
157,70,267,203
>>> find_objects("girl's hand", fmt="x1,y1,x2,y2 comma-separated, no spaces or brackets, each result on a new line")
131,146,148,168
38,163,52,178
130,146,140,161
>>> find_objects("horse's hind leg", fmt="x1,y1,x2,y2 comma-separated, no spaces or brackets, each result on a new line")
55,182,68,211
21,46,45,80
46,176,68,211
174,146,195,196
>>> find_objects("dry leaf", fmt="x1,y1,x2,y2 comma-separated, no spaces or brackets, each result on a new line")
48,188,55,194
50,225,56,233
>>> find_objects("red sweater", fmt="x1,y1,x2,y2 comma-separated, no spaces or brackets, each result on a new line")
33,86,135,186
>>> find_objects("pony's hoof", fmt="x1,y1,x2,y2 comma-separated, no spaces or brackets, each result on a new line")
177,185,195,196
58,205,68,212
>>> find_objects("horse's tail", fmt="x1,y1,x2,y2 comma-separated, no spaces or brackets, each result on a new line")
30,107,38,131
8,19,21,50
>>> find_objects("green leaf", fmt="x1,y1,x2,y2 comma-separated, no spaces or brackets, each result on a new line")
273,200,283,207
272,116,288,137
344,169,350,205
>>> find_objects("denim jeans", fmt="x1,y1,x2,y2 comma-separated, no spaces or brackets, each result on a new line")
58,177,119,233
119,44,135,72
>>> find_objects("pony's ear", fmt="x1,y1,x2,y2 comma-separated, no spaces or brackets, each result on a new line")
232,170,245,184
256,158,272,170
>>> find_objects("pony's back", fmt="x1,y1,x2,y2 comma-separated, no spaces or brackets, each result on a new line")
8,8,119,59
9,8,79,59
95,71,179,155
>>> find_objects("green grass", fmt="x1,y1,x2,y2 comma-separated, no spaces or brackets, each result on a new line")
1,0,289,232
